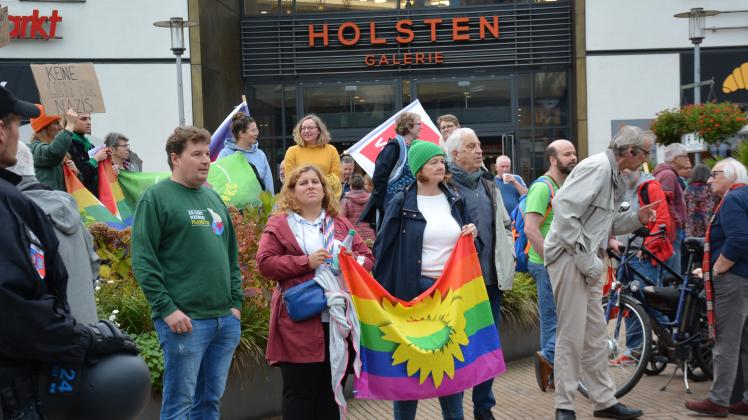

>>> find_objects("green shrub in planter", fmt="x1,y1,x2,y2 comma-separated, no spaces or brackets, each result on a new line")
500,272,539,328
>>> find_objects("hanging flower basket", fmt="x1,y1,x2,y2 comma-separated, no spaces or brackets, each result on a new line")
652,102,746,145
650,108,689,145
680,102,746,144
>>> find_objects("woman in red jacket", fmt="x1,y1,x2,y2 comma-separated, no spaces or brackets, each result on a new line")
257,165,374,420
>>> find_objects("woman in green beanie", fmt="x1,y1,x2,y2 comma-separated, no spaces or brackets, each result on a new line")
373,140,478,420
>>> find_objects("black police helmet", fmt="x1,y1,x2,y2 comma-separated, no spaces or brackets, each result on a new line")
39,354,151,420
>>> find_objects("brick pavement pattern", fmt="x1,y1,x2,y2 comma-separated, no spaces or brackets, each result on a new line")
345,357,713,420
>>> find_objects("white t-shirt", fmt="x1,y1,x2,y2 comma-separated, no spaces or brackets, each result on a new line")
418,194,461,278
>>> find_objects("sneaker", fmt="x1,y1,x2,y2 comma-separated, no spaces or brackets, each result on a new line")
729,400,748,415
609,353,636,367
685,398,728,417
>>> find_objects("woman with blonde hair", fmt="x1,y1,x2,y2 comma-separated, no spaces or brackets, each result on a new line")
283,114,342,197
257,165,374,420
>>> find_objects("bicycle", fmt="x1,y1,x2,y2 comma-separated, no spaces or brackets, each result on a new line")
578,225,712,398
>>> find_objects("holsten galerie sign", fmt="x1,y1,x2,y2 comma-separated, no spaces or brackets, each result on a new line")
307,16,500,67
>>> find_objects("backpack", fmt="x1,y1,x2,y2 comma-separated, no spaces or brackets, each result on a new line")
636,179,676,242
511,176,557,273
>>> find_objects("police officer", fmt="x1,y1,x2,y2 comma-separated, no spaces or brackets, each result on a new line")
0,86,138,419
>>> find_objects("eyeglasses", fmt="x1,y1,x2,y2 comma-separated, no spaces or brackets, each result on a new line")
440,124,456,132
635,146,651,156
709,170,724,178
300,126,318,132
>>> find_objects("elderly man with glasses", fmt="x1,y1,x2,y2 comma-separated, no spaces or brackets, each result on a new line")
545,126,657,420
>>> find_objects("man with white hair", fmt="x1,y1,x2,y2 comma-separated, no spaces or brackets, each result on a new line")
446,127,515,420
653,143,690,275
545,126,658,420
495,155,527,215
8,142,99,324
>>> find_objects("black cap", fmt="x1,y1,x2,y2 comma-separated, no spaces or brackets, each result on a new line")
0,86,41,119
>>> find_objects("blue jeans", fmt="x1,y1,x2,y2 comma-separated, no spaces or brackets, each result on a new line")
155,314,241,420
393,277,464,420
528,262,556,363
472,286,502,416
393,393,464,420
666,228,685,277
620,258,669,352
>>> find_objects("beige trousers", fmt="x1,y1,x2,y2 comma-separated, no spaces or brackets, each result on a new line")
547,252,617,411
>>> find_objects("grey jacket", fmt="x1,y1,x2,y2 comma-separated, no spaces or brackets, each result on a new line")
18,176,100,324
449,167,516,290
544,150,642,280
490,177,516,290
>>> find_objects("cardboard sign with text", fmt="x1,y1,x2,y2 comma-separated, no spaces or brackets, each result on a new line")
346,100,442,177
30,63,106,114
0,7,9,48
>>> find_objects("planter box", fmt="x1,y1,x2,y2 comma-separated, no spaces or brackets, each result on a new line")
138,319,539,419
499,318,540,363
138,363,283,420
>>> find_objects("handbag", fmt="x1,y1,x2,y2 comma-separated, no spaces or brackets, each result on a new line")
282,279,327,322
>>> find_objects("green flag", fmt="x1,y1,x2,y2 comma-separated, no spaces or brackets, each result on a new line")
118,153,262,209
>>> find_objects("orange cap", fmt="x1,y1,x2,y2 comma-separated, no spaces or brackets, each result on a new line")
30,104,61,133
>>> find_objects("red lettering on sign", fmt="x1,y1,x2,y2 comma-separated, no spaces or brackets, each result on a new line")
423,18,443,42
8,9,62,40
479,16,499,39
452,17,470,41
308,23,329,47
370,21,386,45
338,22,360,46
395,19,414,44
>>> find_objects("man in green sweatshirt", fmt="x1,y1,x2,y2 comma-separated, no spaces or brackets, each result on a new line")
131,126,242,420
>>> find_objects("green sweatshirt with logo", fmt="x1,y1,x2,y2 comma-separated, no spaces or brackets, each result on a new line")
131,178,243,320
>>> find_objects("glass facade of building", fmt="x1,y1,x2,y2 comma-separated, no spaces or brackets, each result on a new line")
240,0,572,186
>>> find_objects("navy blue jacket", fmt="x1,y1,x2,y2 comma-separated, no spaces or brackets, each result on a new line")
373,182,473,301
710,185,748,278
359,138,401,227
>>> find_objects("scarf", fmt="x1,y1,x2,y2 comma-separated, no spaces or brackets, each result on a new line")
702,183,747,340
448,163,485,189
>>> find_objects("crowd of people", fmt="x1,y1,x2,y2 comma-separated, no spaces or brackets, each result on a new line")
1,83,747,420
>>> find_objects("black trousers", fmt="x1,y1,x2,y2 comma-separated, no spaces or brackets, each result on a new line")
279,324,350,420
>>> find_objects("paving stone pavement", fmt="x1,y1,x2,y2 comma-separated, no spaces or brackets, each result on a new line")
344,356,718,420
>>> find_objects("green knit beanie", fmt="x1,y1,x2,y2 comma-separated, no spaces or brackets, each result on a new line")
408,140,446,175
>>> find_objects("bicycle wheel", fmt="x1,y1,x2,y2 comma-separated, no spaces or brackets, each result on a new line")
579,294,652,399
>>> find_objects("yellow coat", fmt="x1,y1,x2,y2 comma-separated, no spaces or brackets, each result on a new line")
283,144,342,198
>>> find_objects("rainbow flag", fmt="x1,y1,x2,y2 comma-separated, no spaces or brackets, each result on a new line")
340,236,505,401
64,166,128,230
97,159,134,225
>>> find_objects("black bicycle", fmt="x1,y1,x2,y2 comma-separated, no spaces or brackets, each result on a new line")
579,226,713,398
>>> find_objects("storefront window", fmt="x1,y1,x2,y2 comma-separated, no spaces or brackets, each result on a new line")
416,78,511,126
400,0,559,9
534,71,568,127
517,73,532,128
295,0,396,13
244,0,280,15
302,83,396,130
247,84,283,139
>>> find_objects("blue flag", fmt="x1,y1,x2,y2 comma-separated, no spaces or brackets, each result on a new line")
210,101,250,161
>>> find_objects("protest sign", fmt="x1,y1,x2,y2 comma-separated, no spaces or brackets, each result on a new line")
346,100,441,177
30,62,106,114
0,7,9,48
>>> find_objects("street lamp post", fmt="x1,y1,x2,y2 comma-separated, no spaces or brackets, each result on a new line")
674,8,719,105
674,7,719,164
154,17,198,126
